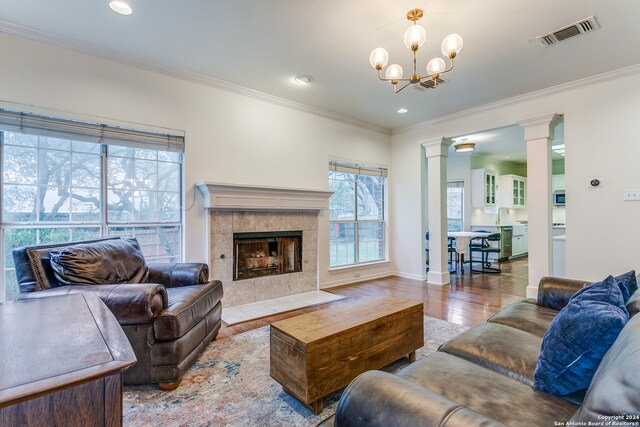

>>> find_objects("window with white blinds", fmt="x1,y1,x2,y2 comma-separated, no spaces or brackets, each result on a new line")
328,160,387,268
0,109,184,152
0,109,184,301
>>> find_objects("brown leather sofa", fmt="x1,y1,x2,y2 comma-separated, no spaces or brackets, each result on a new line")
325,277,640,426
13,237,223,390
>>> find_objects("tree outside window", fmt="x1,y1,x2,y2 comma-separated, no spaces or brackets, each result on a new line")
329,164,386,268
1,131,182,301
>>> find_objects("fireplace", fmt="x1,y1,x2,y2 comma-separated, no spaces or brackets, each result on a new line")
233,231,302,281
199,182,333,307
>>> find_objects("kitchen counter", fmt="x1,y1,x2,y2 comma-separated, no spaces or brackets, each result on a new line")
470,224,521,227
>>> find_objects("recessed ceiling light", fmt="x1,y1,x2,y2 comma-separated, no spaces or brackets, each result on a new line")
397,108,409,114
109,1,133,15
294,75,313,85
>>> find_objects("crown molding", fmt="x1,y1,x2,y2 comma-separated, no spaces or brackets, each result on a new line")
0,20,390,136
392,63,640,136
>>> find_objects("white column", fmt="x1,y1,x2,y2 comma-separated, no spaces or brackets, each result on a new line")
422,137,453,285
518,114,560,298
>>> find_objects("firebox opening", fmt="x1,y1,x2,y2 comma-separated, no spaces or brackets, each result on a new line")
233,231,302,281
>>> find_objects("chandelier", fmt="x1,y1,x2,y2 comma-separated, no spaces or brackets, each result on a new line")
369,9,463,93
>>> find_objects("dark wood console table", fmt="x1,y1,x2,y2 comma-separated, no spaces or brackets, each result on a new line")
0,293,136,427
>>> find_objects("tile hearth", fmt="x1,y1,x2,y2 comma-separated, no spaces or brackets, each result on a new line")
221,290,347,326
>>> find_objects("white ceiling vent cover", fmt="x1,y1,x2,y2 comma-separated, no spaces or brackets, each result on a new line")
537,16,600,47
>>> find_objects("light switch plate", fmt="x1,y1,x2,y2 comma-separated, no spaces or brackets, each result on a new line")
623,189,640,201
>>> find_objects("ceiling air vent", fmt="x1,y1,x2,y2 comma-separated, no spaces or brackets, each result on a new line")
536,16,600,47
415,77,446,91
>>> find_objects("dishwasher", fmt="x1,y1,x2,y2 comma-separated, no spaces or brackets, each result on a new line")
499,226,513,261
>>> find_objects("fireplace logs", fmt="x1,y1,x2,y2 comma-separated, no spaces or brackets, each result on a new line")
233,231,302,280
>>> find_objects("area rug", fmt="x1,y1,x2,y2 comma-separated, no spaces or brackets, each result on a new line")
123,316,468,427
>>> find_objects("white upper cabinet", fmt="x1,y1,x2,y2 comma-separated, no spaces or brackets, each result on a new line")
552,174,565,192
471,169,497,207
498,174,527,208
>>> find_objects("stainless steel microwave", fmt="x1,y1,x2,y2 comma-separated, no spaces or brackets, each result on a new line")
554,191,566,206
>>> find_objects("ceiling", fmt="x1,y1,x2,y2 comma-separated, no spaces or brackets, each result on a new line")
1,0,640,131
450,119,565,164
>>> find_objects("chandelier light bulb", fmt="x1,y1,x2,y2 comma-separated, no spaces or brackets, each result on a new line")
369,48,389,70
404,24,427,50
385,64,404,80
426,58,446,76
441,34,464,58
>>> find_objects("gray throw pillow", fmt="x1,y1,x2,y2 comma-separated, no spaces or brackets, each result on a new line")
49,238,149,285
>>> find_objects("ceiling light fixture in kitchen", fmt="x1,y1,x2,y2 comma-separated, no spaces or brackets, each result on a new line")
454,138,475,152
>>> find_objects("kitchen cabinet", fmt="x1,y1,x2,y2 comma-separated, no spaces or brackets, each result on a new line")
471,169,497,208
499,175,526,208
553,226,566,237
513,235,525,255
552,174,565,192
511,224,528,257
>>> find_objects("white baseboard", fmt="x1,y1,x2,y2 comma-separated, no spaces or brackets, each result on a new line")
392,271,428,281
427,270,451,286
526,285,539,299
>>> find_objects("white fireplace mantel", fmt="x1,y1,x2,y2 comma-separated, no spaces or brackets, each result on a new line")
196,182,334,211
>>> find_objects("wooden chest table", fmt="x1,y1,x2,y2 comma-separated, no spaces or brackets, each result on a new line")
0,293,136,427
270,296,424,414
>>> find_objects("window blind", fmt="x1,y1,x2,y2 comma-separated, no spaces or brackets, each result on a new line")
0,109,184,152
329,160,387,177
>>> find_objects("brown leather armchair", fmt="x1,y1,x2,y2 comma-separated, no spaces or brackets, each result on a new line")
13,237,223,390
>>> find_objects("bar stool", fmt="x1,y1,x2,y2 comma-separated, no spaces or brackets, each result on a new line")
426,232,458,273
469,233,502,273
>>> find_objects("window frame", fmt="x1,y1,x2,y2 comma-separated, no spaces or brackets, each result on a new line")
447,180,465,232
329,167,387,269
0,130,184,301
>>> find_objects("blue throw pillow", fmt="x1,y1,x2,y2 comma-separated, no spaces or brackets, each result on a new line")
534,275,629,396
615,270,638,302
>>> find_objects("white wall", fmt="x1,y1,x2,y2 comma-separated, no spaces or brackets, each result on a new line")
387,136,427,280
0,33,392,288
391,67,640,282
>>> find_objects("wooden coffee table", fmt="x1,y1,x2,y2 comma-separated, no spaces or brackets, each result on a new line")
270,296,424,414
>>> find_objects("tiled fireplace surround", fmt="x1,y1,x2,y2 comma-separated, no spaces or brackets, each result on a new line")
209,210,318,307
198,182,333,308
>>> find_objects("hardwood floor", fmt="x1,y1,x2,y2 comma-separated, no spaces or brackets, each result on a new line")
216,257,529,340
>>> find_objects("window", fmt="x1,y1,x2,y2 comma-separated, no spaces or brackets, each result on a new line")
447,181,464,232
329,161,386,268
0,110,184,301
